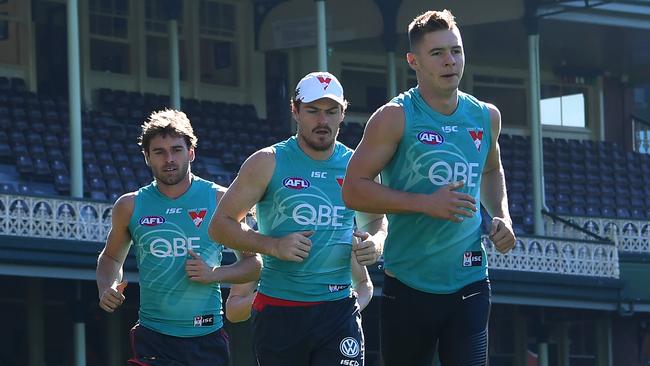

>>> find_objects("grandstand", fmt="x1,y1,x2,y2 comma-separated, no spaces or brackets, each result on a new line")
0,0,649,365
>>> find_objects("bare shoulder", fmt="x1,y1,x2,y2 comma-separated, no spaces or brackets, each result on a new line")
240,147,276,177
112,192,136,225
485,103,502,125
365,103,405,142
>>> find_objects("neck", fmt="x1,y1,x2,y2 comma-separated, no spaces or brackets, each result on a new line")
296,136,335,161
156,173,193,199
417,84,459,116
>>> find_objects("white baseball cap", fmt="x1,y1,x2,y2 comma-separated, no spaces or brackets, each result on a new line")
294,72,345,107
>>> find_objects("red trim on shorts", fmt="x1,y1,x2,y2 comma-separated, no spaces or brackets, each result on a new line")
252,292,324,312
127,359,150,366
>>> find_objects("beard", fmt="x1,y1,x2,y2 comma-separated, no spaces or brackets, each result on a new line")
153,160,190,186
298,127,337,152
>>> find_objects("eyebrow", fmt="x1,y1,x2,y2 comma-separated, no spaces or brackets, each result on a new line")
305,106,339,112
428,45,462,53
151,145,185,152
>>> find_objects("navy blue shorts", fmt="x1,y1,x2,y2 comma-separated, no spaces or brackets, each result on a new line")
380,276,491,366
128,323,229,366
252,295,364,366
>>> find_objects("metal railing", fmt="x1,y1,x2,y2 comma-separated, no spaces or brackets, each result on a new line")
484,235,619,279
0,194,112,242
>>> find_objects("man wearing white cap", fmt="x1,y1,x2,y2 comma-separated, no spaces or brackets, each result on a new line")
209,71,387,366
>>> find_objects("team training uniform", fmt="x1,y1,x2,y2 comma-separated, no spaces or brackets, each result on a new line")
127,176,229,366
380,87,492,366
252,136,364,366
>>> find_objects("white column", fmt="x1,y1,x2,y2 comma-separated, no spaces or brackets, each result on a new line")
315,0,327,71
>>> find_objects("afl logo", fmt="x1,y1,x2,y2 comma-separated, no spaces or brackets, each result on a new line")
418,131,444,145
283,177,311,190
139,216,165,226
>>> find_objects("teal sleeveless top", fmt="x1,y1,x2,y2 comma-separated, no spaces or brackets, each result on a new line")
128,176,224,337
382,88,492,293
256,136,356,301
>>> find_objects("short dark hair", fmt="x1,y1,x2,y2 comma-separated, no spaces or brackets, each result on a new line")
408,9,458,51
138,109,198,153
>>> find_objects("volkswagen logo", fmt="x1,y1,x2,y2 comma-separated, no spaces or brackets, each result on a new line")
339,337,360,358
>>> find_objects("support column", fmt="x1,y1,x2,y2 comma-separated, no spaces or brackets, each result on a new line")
376,0,401,100
73,281,87,366
67,0,83,198
107,310,123,366
525,14,545,235
315,0,327,71
386,49,397,99
27,278,45,366
167,0,182,109
597,317,613,366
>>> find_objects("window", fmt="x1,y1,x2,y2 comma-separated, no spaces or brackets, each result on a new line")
145,0,187,79
199,0,238,86
0,0,23,65
341,66,387,114
473,75,527,126
540,85,587,127
89,0,130,74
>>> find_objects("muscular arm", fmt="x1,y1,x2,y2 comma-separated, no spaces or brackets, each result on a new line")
351,256,373,311
342,104,421,213
209,149,277,255
480,104,516,253
343,104,476,221
225,281,258,323
209,149,313,262
96,193,135,312
480,105,511,225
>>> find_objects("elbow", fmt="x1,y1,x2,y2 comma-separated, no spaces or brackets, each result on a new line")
342,181,360,210
208,215,225,244
225,308,251,323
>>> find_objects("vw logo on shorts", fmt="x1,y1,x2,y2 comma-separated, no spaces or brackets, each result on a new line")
339,337,360,358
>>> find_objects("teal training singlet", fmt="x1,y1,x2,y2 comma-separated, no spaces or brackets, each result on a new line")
382,87,492,294
128,176,224,337
256,136,356,301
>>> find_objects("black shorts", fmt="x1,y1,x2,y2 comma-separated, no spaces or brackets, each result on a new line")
380,276,491,366
128,323,230,366
252,295,364,366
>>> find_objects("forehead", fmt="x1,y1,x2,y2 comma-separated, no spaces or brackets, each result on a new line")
148,134,187,149
418,28,463,50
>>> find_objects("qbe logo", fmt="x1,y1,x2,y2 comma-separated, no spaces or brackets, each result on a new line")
418,131,444,145
150,236,200,258
283,177,310,190
339,337,360,358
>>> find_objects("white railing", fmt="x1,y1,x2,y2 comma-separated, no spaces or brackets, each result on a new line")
0,194,624,279
0,195,112,242
543,216,650,254
484,236,620,279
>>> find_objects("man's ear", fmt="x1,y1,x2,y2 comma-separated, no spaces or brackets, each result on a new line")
406,52,418,71
189,147,195,162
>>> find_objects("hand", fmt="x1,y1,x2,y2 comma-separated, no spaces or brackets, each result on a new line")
99,280,127,313
490,217,516,253
270,231,313,262
186,250,217,284
424,181,477,222
352,231,382,266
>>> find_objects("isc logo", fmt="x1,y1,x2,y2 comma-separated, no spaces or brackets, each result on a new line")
139,216,165,226
418,131,444,145
283,177,310,189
